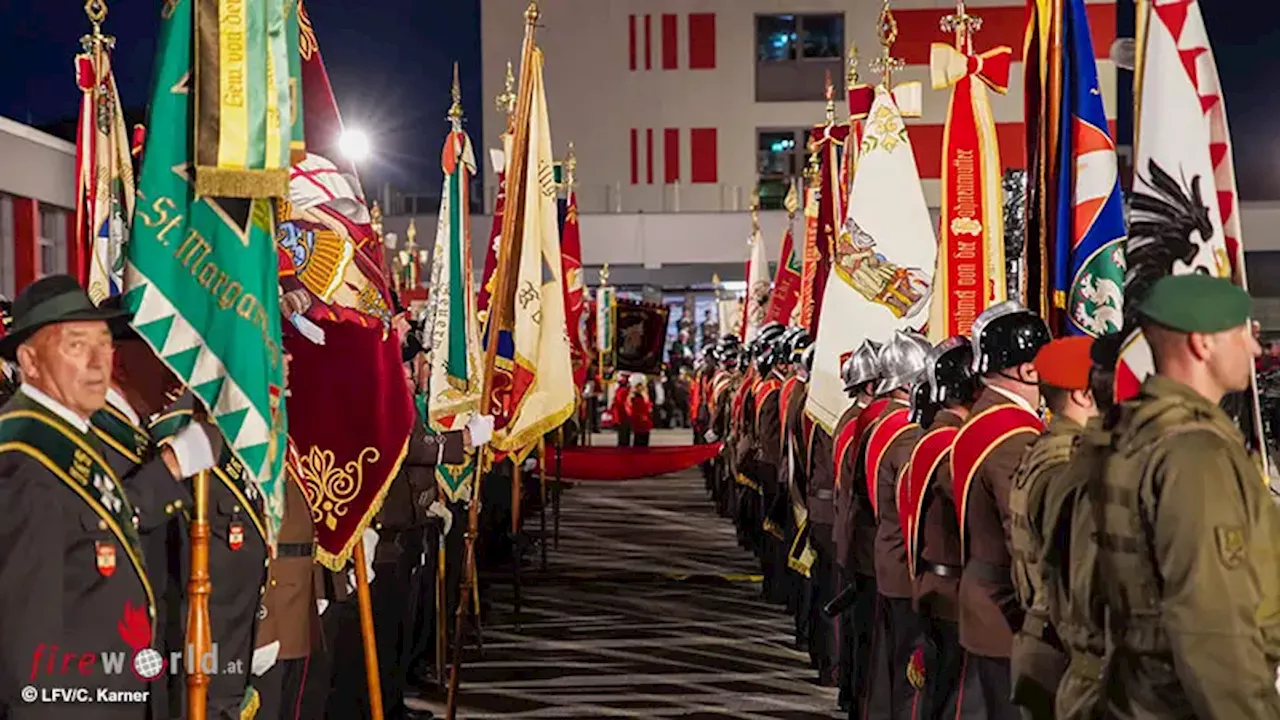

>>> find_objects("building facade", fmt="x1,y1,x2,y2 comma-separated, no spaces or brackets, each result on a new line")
0,116,77,300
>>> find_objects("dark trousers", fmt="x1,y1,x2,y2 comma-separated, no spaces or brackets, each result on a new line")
615,426,632,447
916,618,964,720
864,595,924,720
965,654,1018,720
254,657,309,720
808,526,839,679
634,432,650,447
837,571,877,716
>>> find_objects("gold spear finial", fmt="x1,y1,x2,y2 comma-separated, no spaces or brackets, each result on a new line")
846,42,860,89
525,1,540,24
804,144,822,188
371,201,384,239
869,1,905,86
406,218,418,249
496,60,516,116
784,179,800,218
448,62,464,130
824,70,836,125
565,142,577,188
599,263,610,285
941,0,982,53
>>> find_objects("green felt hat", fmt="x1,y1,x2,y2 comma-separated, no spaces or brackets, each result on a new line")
0,275,131,360
1137,273,1251,334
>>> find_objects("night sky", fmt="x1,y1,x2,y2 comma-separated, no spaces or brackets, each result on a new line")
0,1,1276,199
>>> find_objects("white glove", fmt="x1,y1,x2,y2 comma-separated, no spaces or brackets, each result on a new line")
251,641,279,677
428,500,453,536
170,421,217,477
290,312,326,345
344,528,379,593
316,599,329,616
522,456,538,473
704,430,719,443
466,414,495,447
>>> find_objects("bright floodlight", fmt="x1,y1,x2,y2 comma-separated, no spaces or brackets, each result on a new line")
339,130,370,161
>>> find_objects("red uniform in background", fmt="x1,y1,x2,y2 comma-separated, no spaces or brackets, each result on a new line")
630,390,654,447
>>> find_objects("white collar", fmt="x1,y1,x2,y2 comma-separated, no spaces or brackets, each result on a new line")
19,384,90,434
105,387,142,427
987,383,1035,414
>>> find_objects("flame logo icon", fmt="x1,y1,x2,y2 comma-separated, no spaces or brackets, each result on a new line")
117,600,165,682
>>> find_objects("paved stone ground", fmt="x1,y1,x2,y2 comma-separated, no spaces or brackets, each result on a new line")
409,430,840,719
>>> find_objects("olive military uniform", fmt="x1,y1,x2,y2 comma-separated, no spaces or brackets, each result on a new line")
1008,416,1081,718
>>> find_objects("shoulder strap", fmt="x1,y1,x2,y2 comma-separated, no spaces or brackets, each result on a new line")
211,446,268,542
865,408,913,516
902,425,959,575
91,406,153,465
0,409,155,617
951,404,1043,557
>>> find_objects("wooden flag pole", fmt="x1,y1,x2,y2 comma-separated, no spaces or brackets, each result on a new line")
185,468,212,720
436,528,448,688
353,541,385,720
447,5,541,718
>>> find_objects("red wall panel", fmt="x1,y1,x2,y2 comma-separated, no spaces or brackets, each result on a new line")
629,128,639,185
645,128,654,184
12,197,38,292
690,128,718,184
628,15,637,71
661,14,679,70
644,15,652,70
688,14,716,70
663,128,680,183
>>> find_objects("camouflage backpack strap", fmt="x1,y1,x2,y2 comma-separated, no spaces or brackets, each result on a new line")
1010,428,1081,607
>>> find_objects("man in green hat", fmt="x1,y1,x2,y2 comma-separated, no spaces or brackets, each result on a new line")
1092,273,1280,718
0,274,158,719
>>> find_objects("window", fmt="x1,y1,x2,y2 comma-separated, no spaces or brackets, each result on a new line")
756,129,807,210
38,207,67,278
755,14,843,62
0,195,13,298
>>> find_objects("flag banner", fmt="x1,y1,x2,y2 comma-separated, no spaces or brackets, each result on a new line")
615,299,670,376
536,443,723,481
805,84,936,434
491,47,575,458
75,36,136,304
596,285,616,378
1118,0,1246,402
560,189,590,389
192,0,293,198
284,320,411,568
125,0,287,544
1003,169,1029,300
478,141,509,323
797,123,849,335
930,41,1011,340
424,124,483,426
276,4,395,329
743,224,771,342
285,0,305,163
765,224,801,326
273,1,414,567
717,297,742,339
1050,0,1127,338
1023,0,1063,319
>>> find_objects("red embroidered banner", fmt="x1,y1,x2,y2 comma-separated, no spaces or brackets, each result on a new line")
933,44,1012,338
560,189,588,389
765,226,801,325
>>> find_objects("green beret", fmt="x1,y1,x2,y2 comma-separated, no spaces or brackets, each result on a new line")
1137,274,1252,334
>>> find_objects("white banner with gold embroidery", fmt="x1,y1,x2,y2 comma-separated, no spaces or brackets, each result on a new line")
805,84,937,433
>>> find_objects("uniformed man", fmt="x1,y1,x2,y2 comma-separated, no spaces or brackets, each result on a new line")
829,339,886,713
904,336,980,720
951,302,1049,719
1093,274,1280,718
0,295,16,405
751,327,791,605
92,296,222,720
0,275,153,720
708,336,742,519
1008,336,1098,719
1039,332,1121,720
779,339,814,651
864,330,931,719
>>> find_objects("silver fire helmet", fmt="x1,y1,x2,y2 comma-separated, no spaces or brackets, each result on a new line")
842,339,884,393
875,330,932,395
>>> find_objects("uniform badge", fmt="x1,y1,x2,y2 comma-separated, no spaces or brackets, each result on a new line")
229,522,245,551
1214,526,1245,570
95,541,117,577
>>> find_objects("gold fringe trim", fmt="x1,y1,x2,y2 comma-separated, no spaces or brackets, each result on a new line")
494,399,575,463
313,433,411,572
194,166,290,199
239,686,260,720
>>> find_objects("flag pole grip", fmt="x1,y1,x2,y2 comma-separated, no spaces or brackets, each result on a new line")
354,541,385,720
185,468,212,720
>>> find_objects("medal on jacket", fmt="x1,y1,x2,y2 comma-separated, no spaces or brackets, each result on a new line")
95,541,117,577
229,522,244,551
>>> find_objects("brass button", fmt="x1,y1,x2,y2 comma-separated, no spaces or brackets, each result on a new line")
271,578,278,587
165,504,174,514
98,520,108,531
233,505,242,513
263,558,270,568
174,500,183,509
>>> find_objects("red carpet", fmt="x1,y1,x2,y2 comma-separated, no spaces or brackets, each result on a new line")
538,443,723,481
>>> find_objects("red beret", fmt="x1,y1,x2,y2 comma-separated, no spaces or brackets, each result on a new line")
1033,336,1095,391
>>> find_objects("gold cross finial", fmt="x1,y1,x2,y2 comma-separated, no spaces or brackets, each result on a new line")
565,142,577,188
81,0,115,52
406,218,418,249
941,1,983,53
824,70,836,125
448,62,464,130
599,263,610,285
846,42,860,89
496,60,516,116
525,1,540,25
869,1,905,85
784,178,800,218
370,201,383,239
804,143,822,188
